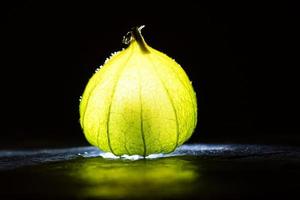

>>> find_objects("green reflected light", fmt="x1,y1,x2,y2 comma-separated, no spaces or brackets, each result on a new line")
67,157,199,199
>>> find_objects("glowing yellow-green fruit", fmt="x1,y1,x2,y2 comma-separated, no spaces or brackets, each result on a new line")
79,26,197,156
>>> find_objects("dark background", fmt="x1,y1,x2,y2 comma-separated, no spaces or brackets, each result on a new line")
1,2,300,148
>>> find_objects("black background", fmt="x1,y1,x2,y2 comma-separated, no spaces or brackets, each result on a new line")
1,1,300,148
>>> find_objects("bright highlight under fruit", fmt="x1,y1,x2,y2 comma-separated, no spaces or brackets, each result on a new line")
80,26,197,156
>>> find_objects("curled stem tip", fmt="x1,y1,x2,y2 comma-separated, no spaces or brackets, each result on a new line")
122,25,150,53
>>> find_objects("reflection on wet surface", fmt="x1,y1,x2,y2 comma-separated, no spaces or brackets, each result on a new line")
1,155,201,199
69,157,198,199
0,144,299,199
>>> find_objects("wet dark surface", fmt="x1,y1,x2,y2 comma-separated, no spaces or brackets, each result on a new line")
0,144,300,199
